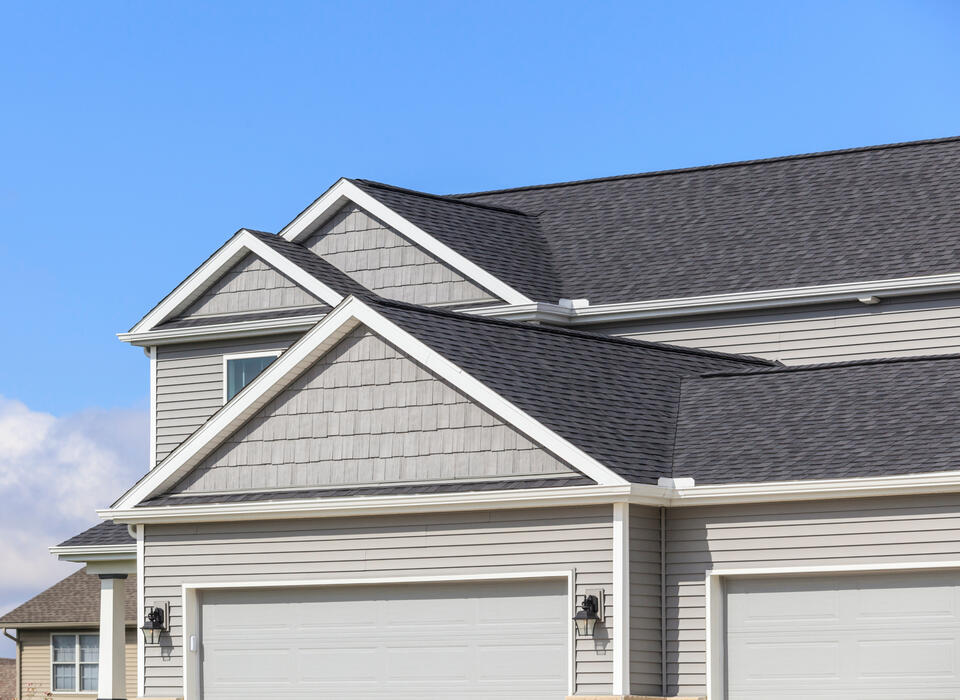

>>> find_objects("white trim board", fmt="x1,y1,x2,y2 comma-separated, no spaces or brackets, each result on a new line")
120,314,325,346
180,570,576,700
466,270,960,325
111,295,629,510
123,229,344,338
704,560,960,700
279,178,533,306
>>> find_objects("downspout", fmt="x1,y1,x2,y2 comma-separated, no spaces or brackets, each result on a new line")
660,506,667,697
3,628,19,700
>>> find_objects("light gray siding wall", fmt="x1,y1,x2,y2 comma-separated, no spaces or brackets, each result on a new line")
665,493,960,697
155,334,301,464
176,254,323,320
142,505,615,696
596,292,960,364
304,204,497,307
172,328,573,493
630,505,662,696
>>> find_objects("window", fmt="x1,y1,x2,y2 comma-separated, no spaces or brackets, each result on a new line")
224,353,279,401
52,634,98,693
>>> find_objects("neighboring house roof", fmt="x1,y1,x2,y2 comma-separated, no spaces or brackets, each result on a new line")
374,300,772,483
0,658,13,700
673,354,960,484
0,569,136,627
57,521,135,548
447,135,960,304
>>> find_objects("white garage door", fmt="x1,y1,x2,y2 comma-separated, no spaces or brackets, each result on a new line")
725,570,960,700
200,578,568,700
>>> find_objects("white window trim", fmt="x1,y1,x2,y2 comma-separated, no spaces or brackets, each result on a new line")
704,560,960,700
49,632,99,695
221,351,283,404
180,569,576,700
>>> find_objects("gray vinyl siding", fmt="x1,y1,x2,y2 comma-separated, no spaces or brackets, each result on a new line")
304,204,497,307
630,505,662,696
142,505,614,696
171,327,575,493
665,493,960,697
596,291,960,364
175,253,323,320
155,334,302,464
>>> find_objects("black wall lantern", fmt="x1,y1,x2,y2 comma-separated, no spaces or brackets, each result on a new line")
141,603,168,645
573,590,604,637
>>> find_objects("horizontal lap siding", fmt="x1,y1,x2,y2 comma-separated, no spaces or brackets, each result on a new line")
143,505,613,696
155,335,301,464
18,628,136,699
305,204,497,307
666,493,960,697
630,505,662,695
599,292,960,364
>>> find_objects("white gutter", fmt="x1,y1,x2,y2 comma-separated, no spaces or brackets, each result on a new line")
49,544,136,563
99,467,960,525
118,314,325,346
466,272,960,325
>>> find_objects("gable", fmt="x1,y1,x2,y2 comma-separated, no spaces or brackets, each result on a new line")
168,326,577,495
304,204,498,307
175,253,325,320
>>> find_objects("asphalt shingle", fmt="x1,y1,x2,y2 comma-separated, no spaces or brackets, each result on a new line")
57,521,135,548
0,569,137,626
673,355,960,484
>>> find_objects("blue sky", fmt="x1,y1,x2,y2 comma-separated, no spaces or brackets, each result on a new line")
0,0,958,654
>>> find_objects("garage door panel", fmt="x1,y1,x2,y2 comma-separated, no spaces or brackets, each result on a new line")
200,579,567,700
726,571,960,700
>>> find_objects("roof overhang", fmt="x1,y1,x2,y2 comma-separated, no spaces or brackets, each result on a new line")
466,271,960,325
279,178,533,306
49,543,136,563
120,229,345,345
102,467,960,525
0,622,137,629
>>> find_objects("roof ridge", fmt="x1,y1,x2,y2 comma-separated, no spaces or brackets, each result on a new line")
450,135,960,198
698,352,960,378
372,298,775,367
351,179,534,217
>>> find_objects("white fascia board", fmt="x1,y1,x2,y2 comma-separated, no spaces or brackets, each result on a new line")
102,484,643,524
123,230,343,339
118,314,325,347
656,468,960,507
279,179,533,306
466,271,960,325
49,544,136,563
113,295,629,510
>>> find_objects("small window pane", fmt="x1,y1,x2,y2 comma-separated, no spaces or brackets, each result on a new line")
226,356,276,400
53,662,76,691
52,635,75,662
79,634,99,662
80,663,99,691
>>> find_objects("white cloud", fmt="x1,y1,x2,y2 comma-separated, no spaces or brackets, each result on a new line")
0,397,147,622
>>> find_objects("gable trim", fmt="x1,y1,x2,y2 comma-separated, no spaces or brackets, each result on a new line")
110,296,630,510
124,230,343,338
279,179,533,306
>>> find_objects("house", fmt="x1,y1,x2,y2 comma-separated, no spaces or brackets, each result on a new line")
0,558,137,699
21,135,960,700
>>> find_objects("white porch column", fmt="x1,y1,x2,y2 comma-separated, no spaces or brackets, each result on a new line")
97,574,127,700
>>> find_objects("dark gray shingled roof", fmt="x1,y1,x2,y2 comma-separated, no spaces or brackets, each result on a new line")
140,476,594,506
350,180,563,302
349,136,960,305
57,521,135,548
373,300,773,483
0,569,136,626
673,355,960,484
